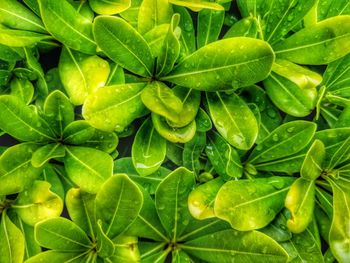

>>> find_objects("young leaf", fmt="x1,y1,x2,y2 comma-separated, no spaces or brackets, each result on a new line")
155,167,195,241
35,217,92,251
248,121,317,164
62,121,95,145
0,95,56,141
301,139,325,180
206,91,259,150
224,17,258,38
14,180,63,226
182,229,288,262
89,0,131,14
188,177,225,220
0,26,51,47
285,178,315,233
169,86,201,128
168,0,224,12
82,129,119,154
152,113,196,143
82,83,147,132
214,177,295,231
95,174,143,239
141,81,183,123
156,14,181,77
38,0,97,54
58,47,110,105
274,16,350,65
0,211,25,263
64,146,113,193
162,37,274,91
264,60,320,117
138,0,173,35
93,16,154,77
110,235,140,262
132,118,166,176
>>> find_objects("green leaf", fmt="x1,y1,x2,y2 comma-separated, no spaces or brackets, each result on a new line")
23,47,48,96
197,9,224,48
0,0,47,33
109,235,140,262
96,220,115,258
188,177,225,220
156,14,181,77
82,129,119,154
15,218,41,260
58,47,110,105
82,83,147,132
96,174,143,239
138,0,173,35
174,6,195,57
0,26,50,47
182,132,206,174
182,229,288,262
259,210,292,242
132,118,166,176
248,121,317,164
285,178,315,234
144,24,170,58
206,131,243,180
301,139,325,180
162,37,274,91
13,180,63,226
62,120,95,145
0,211,25,263
155,167,195,241
224,17,258,38
328,178,350,263
172,250,192,263
43,90,74,136
141,81,183,123
114,157,170,195
273,16,350,65
264,60,320,117
168,0,224,12
0,95,55,141
35,217,92,251
326,135,350,169
89,0,131,14
317,0,350,21
152,113,196,143
10,78,34,104
65,188,97,239
25,251,87,263
264,0,316,45
214,177,295,231
195,107,212,132
64,146,113,193
169,86,201,128
125,187,169,241
38,0,97,54
237,0,266,17
0,143,42,195
206,91,259,150
93,16,154,77
31,143,65,167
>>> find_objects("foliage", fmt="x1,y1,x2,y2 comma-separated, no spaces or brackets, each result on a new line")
0,0,349,262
